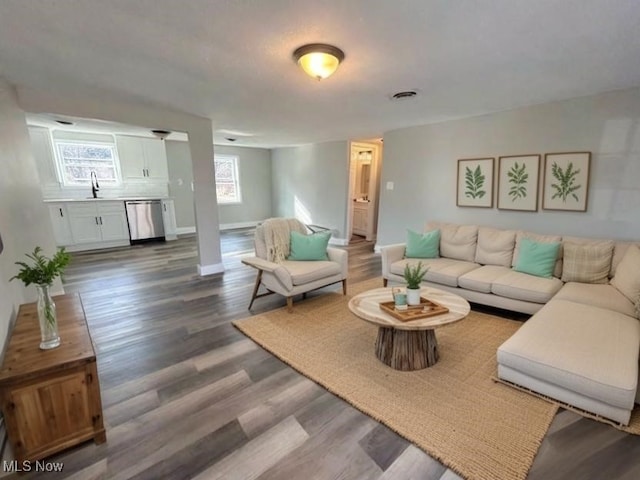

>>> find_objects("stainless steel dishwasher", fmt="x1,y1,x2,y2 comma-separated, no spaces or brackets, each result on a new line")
125,200,165,243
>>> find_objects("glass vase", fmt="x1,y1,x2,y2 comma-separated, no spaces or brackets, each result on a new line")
36,284,61,350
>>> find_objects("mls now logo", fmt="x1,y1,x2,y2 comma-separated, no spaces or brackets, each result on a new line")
3,460,64,472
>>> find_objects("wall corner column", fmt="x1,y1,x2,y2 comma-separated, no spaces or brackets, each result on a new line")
187,122,224,276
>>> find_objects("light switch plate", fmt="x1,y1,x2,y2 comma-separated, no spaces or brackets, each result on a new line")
386,181,394,190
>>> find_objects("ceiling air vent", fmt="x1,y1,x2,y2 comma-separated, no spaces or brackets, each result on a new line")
391,90,417,100
55,120,74,125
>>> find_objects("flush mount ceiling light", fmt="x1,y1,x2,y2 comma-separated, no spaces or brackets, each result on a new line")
391,90,418,100
151,129,171,140
293,43,345,80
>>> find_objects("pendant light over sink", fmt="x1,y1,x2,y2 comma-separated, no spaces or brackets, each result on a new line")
293,43,345,80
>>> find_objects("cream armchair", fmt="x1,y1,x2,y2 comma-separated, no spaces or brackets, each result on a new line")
242,218,348,311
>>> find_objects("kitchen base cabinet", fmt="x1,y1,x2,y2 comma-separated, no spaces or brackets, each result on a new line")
46,198,176,251
66,201,129,250
67,204,102,244
97,203,130,242
47,203,73,246
0,294,106,462
161,199,178,240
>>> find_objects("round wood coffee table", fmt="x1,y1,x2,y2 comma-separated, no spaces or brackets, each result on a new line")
348,286,470,371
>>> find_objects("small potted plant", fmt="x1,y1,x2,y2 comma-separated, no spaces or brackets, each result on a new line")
403,261,429,306
11,246,71,350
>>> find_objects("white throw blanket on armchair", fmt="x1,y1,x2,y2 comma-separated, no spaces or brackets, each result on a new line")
262,218,308,263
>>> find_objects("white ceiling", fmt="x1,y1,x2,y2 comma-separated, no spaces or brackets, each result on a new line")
1,0,640,148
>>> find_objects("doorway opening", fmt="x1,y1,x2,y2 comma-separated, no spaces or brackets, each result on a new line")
347,140,382,244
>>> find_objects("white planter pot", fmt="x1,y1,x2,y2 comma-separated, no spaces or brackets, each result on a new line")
406,287,421,306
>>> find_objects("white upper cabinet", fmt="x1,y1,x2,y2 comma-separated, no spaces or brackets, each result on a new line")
142,138,169,181
28,127,60,188
116,135,146,181
116,135,168,183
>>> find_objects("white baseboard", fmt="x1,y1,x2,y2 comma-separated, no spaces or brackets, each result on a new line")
65,239,130,253
220,221,260,231
176,226,196,235
329,237,349,246
198,262,225,276
176,221,260,236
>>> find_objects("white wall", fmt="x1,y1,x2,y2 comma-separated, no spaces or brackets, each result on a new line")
165,141,273,230
165,140,196,230
215,144,273,227
0,79,60,354
271,141,350,242
378,87,640,245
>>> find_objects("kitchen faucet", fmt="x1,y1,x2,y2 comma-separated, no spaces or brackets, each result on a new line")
90,171,100,198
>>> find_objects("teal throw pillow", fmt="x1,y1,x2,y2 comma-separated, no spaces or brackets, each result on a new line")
406,229,440,258
514,237,560,278
288,231,330,261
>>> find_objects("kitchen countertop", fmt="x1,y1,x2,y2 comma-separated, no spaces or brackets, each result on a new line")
43,197,171,203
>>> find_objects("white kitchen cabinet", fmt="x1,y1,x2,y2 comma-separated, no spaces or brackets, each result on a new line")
116,135,168,182
161,199,177,240
116,136,145,181
29,127,60,189
142,138,169,181
67,204,102,244
66,202,129,246
47,203,73,246
98,203,130,241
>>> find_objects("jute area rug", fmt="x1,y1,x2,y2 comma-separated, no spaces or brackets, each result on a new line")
234,278,554,480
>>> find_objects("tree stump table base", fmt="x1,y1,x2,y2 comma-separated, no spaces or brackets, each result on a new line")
348,287,470,372
375,327,439,371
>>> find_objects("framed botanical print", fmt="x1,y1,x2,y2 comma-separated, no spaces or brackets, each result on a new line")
456,157,494,208
542,152,591,212
497,154,540,211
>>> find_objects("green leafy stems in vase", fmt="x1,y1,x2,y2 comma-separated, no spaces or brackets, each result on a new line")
403,261,429,306
11,246,71,350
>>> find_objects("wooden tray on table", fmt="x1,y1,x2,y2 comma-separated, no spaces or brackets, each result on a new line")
379,297,449,322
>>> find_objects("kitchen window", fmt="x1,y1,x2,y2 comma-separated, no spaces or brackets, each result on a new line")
214,154,241,204
54,140,121,186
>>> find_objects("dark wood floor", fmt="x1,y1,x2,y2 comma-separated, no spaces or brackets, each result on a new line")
8,230,640,479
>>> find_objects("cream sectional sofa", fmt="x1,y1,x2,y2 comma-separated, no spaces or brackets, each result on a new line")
381,222,640,425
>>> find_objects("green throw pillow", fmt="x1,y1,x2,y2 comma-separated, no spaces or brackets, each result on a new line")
406,229,440,258
288,231,330,261
514,237,560,278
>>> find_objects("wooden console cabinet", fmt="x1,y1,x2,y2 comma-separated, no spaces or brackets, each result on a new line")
0,293,105,461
